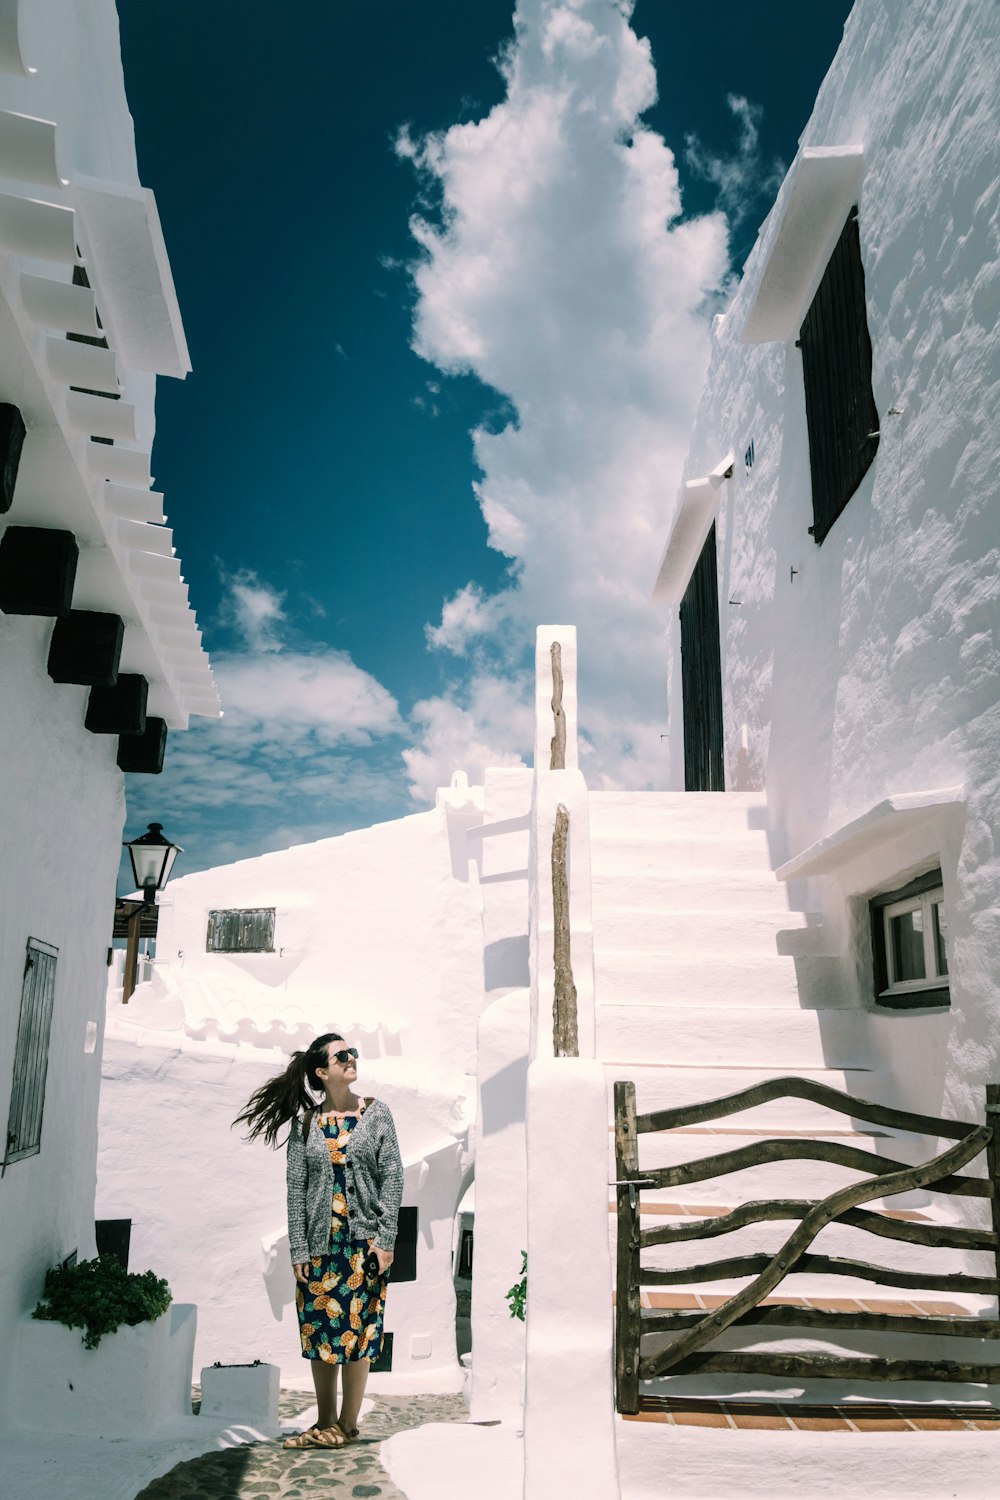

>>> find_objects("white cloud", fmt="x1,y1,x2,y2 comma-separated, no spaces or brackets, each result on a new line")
215,650,403,747
425,582,514,654
219,568,287,653
402,674,533,803
397,0,731,799
125,572,410,872
685,93,785,229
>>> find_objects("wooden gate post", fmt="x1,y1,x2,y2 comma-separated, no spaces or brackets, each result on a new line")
985,1084,1000,1304
122,903,143,1002
614,1080,641,1414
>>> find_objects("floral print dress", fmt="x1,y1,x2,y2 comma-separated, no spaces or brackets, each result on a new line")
295,1104,388,1363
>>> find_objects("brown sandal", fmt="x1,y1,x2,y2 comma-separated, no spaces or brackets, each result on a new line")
282,1423,349,1449
282,1425,320,1449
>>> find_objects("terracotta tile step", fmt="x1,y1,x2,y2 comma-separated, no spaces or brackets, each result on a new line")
639,1291,973,1316
608,1200,933,1222
627,1127,886,1137
624,1395,1000,1432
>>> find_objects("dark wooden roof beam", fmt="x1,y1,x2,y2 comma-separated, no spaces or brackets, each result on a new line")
48,610,124,686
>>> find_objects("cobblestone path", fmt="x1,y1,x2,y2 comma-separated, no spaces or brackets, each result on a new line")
135,1391,467,1499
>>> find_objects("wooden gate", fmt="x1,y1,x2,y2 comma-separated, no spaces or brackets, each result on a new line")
613,1076,1000,1414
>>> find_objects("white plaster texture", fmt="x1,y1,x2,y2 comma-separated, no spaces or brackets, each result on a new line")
98,1022,470,1386
148,805,484,1075
0,615,124,1430
665,0,1000,1127
199,1360,279,1435
468,764,533,1422
468,987,529,1423
381,1422,524,1500
523,1058,619,1500
98,803,490,1384
615,1419,1000,1499
14,1301,196,1436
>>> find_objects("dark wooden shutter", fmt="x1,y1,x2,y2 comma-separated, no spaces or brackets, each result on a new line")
205,908,275,952
679,525,725,791
5,939,58,1165
799,209,879,544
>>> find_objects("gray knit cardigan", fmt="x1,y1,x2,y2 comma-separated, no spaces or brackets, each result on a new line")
286,1098,403,1263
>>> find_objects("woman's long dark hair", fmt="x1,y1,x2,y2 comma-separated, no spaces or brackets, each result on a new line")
233,1032,344,1148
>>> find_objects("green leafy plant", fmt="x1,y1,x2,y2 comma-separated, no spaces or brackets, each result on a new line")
32,1255,172,1350
505,1250,527,1322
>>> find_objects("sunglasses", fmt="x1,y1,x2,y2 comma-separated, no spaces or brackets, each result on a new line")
330,1048,358,1065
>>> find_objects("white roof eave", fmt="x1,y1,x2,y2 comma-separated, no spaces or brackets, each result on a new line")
73,174,191,379
652,453,734,606
740,145,865,345
775,789,966,881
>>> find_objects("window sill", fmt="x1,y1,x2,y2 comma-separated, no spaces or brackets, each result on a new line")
875,988,950,1011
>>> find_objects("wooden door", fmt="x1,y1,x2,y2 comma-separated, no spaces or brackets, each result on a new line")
679,524,725,791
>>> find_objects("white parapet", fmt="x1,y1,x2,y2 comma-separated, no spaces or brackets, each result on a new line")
523,1057,620,1500
15,1303,197,1437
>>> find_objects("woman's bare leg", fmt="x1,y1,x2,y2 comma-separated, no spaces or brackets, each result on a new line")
338,1357,370,1434
312,1357,340,1429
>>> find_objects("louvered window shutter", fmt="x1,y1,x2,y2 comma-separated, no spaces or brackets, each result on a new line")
5,940,58,1165
205,908,275,952
799,209,880,544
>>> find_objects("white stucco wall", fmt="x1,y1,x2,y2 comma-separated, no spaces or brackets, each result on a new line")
98,804,486,1386
667,0,1000,1121
98,1025,470,1388
469,766,532,1422
150,806,484,1077
0,0,170,1432
0,615,125,1429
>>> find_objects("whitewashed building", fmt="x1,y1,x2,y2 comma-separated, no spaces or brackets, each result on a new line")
97,0,999,1494
99,800,485,1389
0,0,216,1434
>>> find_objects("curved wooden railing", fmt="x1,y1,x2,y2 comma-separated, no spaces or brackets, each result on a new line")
613,1076,1000,1414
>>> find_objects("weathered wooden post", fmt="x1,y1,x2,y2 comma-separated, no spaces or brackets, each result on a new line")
549,640,566,770
985,1083,1000,1328
614,1080,641,1414
551,803,578,1057
122,902,143,1002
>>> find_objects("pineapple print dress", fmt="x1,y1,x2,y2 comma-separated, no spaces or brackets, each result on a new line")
295,1104,388,1363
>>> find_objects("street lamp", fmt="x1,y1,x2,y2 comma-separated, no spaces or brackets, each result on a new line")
123,822,183,906
119,823,183,1001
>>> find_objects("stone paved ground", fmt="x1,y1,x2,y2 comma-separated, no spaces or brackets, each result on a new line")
134,1391,468,1499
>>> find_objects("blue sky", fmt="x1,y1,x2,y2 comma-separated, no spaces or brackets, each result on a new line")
116,0,853,885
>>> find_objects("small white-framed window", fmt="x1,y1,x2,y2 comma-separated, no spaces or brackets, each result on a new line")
870,869,949,1009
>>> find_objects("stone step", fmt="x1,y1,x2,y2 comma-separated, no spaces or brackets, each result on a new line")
589,790,769,836
607,1136,943,1209
594,950,804,1006
611,1128,959,1218
596,1003,878,1068
604,1061,884,1128
591,907,825,957
615,1399,1000,1500
588,831,783,877
590,865,799,913
604,1206,983,1281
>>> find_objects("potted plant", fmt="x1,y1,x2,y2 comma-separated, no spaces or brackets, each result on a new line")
15,1254,197,1435
32,1254,172,1348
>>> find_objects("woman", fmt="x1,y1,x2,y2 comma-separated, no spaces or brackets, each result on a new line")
234,1031,403,1449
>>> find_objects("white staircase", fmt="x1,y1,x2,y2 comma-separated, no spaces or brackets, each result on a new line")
588,790,996,1406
